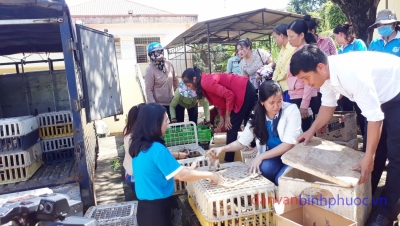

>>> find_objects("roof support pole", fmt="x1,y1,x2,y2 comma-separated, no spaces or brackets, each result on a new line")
183,38,187,69
268,35,272,53
206,23,212,73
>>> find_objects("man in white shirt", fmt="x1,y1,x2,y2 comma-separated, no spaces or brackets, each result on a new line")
289,45,400,226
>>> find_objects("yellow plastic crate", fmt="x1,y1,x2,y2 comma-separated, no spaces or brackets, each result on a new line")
188,194,275,226
0,158,43,185
39,124,73,139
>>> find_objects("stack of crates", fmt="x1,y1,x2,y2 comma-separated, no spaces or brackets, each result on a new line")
37,111,74,165
0,116,42,184
163,122,210,194
186,162,277,226
84,201,138,226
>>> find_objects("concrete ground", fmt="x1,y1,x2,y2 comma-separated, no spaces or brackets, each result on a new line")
93,107,399,225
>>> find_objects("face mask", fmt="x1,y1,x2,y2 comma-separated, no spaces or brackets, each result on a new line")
377,25,394,37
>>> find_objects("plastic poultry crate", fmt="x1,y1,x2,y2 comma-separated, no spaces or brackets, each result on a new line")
188,193,275,226
84,201,138,226
186,162,277,222
0,142,41,170
39,124,73,139
164,122,198,147
173,155,210,195
240,146,258,165
41,136,74,152
42,148,75,165
36,110,73,127
0,116,39,138
0,130,39,152
0,158,43,185
197,125,212,142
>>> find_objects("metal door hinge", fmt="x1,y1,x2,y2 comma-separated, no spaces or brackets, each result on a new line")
67,39,78,52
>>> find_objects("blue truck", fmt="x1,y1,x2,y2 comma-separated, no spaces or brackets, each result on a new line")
0,0,123,209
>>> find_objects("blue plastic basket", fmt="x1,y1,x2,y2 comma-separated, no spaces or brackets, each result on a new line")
0,130,39,152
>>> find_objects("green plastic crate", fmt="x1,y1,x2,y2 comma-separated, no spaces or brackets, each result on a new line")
164,126,196,147
196,126,212,142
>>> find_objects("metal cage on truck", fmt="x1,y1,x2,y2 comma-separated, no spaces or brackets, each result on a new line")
0,0,123,209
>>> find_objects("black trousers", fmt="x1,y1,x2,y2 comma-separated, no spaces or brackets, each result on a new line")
291,95,321,132
162,105,171,121
137,196,174,226
363,92,400,220
225,81,258,162
175,103,199,125
338,96,366,137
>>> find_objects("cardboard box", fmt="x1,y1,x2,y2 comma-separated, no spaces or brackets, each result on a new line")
333,138,359,151
316,111,357,142
274,203,356,226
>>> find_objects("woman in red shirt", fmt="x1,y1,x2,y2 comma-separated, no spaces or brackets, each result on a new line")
182,67,257,162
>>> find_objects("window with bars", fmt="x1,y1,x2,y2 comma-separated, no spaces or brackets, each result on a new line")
134,37,161,63
115,38,122,59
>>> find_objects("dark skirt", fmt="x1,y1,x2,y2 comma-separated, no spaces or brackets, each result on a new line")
137,196,174,226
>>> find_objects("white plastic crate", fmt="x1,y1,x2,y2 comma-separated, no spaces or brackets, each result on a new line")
0,116,39,138
40,136,74,152
84,201,138,226
174,155,210,194
0,142,41,170
36,110,73,127
168,143,206,160
0,158,43,184
240,146,258,165
186,162,276,222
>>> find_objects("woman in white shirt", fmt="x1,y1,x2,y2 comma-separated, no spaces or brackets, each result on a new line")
208,80,302,185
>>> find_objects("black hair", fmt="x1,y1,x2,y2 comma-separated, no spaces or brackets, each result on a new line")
181,66,203,99
273,24,289,37
123,103,146,137
303,14,318,32
289,45,328,76
333,23,355,43
250,80,283,145
287,19,317,44
129,103,167,158
236,38,252,50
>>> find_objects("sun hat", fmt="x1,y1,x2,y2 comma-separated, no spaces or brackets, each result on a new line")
369,9,399,29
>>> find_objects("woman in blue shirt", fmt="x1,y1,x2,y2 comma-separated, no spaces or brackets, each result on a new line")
130,103,223,226
333,23,367,138
207,80,302,185
368,9,400,57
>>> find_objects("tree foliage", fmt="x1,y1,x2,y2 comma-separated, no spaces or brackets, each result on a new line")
287,0,328,15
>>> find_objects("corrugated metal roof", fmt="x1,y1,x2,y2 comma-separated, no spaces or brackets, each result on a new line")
69,0,173,16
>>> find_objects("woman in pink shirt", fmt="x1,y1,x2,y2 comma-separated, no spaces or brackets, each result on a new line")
286,19,320,132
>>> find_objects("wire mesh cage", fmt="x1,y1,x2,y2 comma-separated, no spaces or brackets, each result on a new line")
84,201,138,226
186,162,277,222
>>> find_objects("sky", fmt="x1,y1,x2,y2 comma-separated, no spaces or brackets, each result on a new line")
65,0,290,21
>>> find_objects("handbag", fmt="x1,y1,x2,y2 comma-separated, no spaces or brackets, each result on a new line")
256,49,274,88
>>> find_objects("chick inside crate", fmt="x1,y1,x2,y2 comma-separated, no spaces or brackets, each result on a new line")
186,162,277,222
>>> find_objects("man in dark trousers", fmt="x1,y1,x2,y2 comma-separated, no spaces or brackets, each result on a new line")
290,45,400,226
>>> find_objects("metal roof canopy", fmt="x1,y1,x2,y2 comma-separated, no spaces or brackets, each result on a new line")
165,8,319,72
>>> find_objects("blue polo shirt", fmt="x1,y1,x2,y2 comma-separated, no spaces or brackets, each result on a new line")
338,39,367,54
132,142,183,200
266,116,282,149
368,31,400,57
226,55,242,75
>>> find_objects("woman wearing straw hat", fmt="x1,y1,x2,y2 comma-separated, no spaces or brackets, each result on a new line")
169,81,210,125
369,9,400,57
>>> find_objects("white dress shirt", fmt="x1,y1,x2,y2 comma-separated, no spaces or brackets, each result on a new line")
320,51,400,122
238,102,302,156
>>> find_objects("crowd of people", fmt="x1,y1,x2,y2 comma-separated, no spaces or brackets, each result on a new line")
123,9,399,226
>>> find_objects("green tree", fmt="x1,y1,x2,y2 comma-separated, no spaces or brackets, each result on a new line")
330,0,381,45
287,0,328,14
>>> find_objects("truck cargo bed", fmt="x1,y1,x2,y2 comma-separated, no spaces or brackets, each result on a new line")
0,160,77,194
